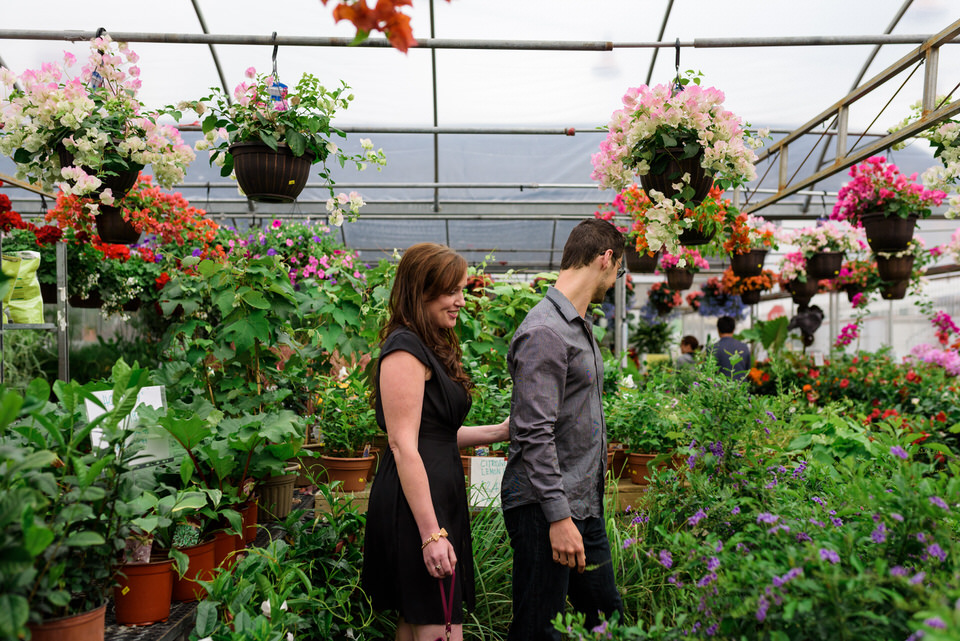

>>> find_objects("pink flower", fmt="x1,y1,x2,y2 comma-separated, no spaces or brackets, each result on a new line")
245,66,256,78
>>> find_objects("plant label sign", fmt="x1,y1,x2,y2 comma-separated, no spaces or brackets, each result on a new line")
85,385,170,466
468,456,507,507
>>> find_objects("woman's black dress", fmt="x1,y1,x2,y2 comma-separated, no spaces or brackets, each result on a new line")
362,328,473,625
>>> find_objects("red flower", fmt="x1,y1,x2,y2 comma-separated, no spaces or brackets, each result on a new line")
155,272,171,291
906,370,920,383
33,225,63,246
934,411,947,423
839,378,849,388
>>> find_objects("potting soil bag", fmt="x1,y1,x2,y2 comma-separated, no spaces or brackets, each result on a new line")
1,251,44,325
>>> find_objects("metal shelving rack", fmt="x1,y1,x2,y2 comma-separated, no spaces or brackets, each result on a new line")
0,240,69,384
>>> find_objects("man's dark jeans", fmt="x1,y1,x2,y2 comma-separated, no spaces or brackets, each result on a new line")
504,504,624,641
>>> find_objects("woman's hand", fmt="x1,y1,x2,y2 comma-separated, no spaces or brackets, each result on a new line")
497,415,510,442
423,536,458,578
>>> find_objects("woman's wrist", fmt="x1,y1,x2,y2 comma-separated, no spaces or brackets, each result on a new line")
421,527,448,549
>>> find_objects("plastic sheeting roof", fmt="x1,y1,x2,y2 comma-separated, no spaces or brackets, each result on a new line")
2,0,959,269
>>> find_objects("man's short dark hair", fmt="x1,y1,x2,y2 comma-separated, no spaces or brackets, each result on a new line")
717,316,736,334
560,219,626,270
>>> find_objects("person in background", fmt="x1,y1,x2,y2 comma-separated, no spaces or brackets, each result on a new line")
362,243,509,641
676,334,700,368
501,219,626,641
708,315,751,380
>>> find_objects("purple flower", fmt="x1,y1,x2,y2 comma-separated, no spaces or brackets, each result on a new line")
756,596,769,622
891,513,904,522
773,567,803,587
697,572,717,587
658,549,673,569
890,565,909,577
929,496,949,510
830,516,843,527
926,543,947,562
890,445,909,460
191,248,202,257
757,512,779,524
591,620,608,634
765,411,777,421
811,496,826,506
622,538,636,549
819,548,840,564
730,506,741,515
905,631,925,641
796,532,811,542
910,571,926,585
871,523,888,544
768,524,790,534
923,617,947,630
688,509,707,526
707,556,720,571
706,623,718,636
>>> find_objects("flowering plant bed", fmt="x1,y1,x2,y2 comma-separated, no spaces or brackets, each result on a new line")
787,220,864,257
0,36,193,204
645,281,684,316
723,212,781,255
720,267,775,296
694,276,747,319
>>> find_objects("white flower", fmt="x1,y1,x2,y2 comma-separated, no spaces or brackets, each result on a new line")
620,374,636,389
287,634,294,641
360,138,373,150
326,142,339,154
261,600,271,617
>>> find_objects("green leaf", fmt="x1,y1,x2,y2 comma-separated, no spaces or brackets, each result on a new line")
661,134,677,148
258,131,278,150
286,129,307,157
65,531,106,547
0,594,29,640
195,599,219,637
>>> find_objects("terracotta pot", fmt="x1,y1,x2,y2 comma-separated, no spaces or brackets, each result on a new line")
860,212,918,253
211,528,241,569
626,452,659,486
730,249,768,278
880,279,909,300
240,498,258,544
28,603,106,641
876,254,915,281
113,558,174,626
95,204,141,244
230,142,315,203
607,443,629,479
257,472,298,521
638,146,714,206
665,268,694,291
624,246,660,273
171,539,216,602
318,454,376,493
806,251,844,281
739,288,761,305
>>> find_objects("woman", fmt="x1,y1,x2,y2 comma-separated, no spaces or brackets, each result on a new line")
362,242,509,641
676,335,700,368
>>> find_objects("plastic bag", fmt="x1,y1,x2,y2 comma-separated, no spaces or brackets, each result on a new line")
1,251,44,324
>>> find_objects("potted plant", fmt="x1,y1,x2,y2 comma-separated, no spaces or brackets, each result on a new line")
833,256,881,303
724,212,780,277
777,251,819,306
605,385,682,485
0,360,157,640
310,368,379,492
890,99,960,219
876,238,936,300
644,281,684,317
693,276,748,320
787,220,864,281
830,155,947,252
186,67,386,214
594,185,661,272
719,267,776,305
591,72,764,251
659,247,709,291
0,35,194,237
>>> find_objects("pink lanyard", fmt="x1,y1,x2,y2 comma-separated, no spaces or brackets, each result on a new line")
436,568,456,641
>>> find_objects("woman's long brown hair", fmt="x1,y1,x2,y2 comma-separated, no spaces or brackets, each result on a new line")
375,243,472,395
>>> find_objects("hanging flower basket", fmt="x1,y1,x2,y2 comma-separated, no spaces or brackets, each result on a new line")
880,279,909,300
665,267,694,291
806,251,845,281
679,225,717,247
94,204,142,245
739,289,762,305
638,147,714,207
730,249,769,278
876,254,916,281
786,278,819,306
624,246,660,273
861,212,918,253
230,142,315,203
57,147,142,201
842,283,865,303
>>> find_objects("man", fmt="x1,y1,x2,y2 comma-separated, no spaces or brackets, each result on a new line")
501,219,626,641
709,315,751,379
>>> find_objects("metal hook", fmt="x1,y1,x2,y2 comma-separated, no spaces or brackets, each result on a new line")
271,31,279,79
673,38,684,94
